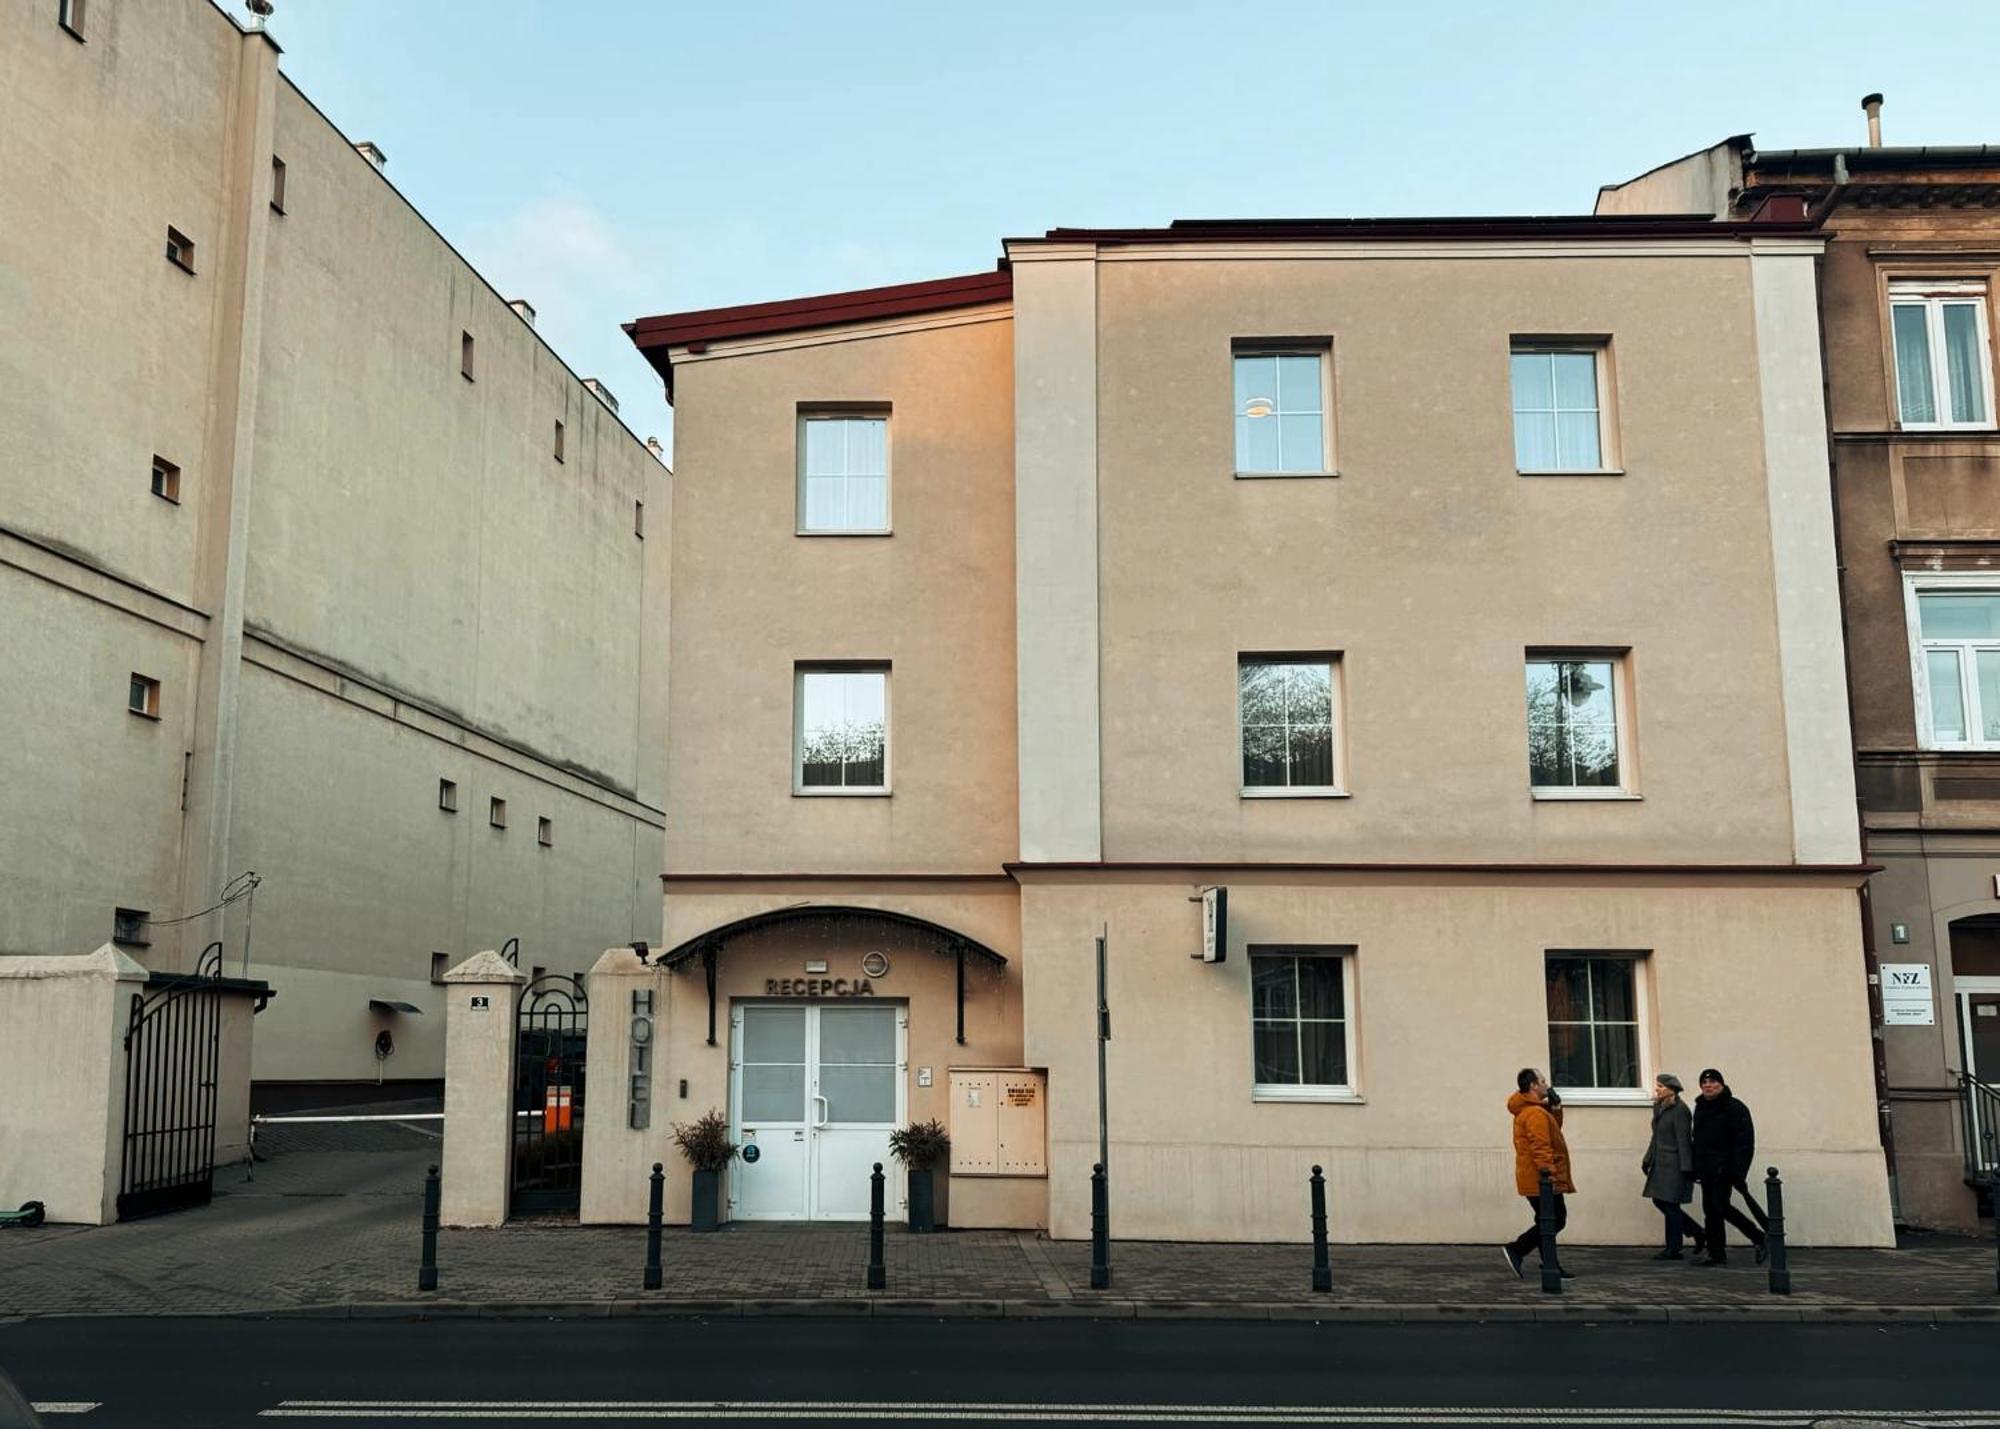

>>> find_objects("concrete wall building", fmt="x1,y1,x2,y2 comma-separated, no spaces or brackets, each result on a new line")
1602,103,2000,1230
0,0,668,1087
624,215,1895,1243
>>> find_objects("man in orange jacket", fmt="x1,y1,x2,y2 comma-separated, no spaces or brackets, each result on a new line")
1503,1067,1576,1279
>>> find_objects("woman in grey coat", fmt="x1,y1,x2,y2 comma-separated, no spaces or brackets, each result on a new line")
1642,1073,1706,1260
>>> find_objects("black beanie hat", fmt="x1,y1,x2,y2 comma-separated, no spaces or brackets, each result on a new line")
1699,1067,1724,1085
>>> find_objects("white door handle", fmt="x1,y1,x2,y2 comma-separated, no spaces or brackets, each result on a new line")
812,1093,830,1130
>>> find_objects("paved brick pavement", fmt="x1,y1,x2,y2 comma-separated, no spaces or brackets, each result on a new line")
2,1114,1994,1321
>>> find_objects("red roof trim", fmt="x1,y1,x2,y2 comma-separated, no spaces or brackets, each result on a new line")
625,267,1012,396
627,268,1010,348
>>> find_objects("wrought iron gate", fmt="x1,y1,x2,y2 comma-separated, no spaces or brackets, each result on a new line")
512,972,588,1215
118,942,223,1221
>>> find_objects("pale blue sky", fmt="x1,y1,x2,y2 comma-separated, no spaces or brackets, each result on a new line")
264,0,2000,454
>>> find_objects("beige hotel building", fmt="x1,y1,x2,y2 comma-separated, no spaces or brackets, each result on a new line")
626,215,1897,1243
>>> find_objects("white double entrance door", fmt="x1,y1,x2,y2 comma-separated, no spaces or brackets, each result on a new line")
728,1002,905,1221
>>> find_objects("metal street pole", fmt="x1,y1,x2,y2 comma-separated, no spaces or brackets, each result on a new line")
1094,928,1111,1289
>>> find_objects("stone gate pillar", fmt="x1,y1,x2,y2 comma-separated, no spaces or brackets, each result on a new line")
581,946,672,1224
440,951,524,1227
0,946,151,1224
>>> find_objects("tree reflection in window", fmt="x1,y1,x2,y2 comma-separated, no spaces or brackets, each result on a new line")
798,670,886,789
1526,658,1620,789
1240,659,1336,790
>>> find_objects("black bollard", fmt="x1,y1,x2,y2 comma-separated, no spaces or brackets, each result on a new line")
867,1162,886,1290
644,1161,664,1291
1089,1162,1111,1289
418,1163,440,1292
1309,1164,1331,1294
1763,1166,1791,1296
1536,1168,1562,1295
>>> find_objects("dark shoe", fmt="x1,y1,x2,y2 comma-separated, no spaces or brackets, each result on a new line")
1502,1245,1524,1279
1754,1240,1769,1265
1652,1249,1683,1261
1557,1266,1576,1279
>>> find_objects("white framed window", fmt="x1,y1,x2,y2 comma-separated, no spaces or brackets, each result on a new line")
128,673,160,719
1250,947,1357,1101
1890,280,1994,430
1545,951,1647,1101
1525,653,1634,798
1908,578,2000,749
1239,656,1342,795
1232,346,1331,475
799,413,889,533
795,665,888,793
1510,342,1614,473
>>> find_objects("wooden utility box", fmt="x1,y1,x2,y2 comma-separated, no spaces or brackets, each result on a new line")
947,1067,1046,1177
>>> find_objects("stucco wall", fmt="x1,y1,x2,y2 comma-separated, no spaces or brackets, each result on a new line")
0,567,198,954
1019,873,1892,1246
0,0,233,605
0,0,669,1087
665,315,1016,876
251,80,664,799
1089,252,1804,866
229,658,664,1081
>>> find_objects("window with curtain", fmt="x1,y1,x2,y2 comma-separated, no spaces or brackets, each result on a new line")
1250,949,1352,1092
1545,953,1642,1091
1916,589,2000,748
1510,345,1607,471
800,414,889,532
1239,657,1339,792
1233,349,1329,474
1525,656,1626,793
1890,282,1994,429
796,666,888,791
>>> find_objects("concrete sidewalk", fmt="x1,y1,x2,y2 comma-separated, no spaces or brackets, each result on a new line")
2,1114,1994,1323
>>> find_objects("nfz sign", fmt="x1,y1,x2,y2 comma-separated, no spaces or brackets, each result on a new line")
1879,963,1934,1027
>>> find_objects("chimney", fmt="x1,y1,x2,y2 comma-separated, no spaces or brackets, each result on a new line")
584,378,618,416
508,299,536,328
244,0,274,29
1861,93,1884,149
354,140,388,170
645,437,665,464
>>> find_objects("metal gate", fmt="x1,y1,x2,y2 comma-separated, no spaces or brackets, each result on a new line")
511,972,588,1215
117,942,223,1221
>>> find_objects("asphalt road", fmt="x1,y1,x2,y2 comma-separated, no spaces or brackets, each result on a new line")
2,1316,1997,1428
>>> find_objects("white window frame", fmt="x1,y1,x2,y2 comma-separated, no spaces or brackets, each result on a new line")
1543,950,1651,1107
1231,343,1335,478
1526,651,1639,801
797,411,891,535
1889,280,1996,432
1905,574,2000,750
1249,946,1360,1104
1509,340,1619,475
1237,654,1347,798
793,664,891,796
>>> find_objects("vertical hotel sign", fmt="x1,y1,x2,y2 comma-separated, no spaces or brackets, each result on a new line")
629,988,654,1128
1198,886,1227,963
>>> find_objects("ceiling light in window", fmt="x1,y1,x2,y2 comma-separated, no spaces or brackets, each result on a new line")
1243,397,1275,419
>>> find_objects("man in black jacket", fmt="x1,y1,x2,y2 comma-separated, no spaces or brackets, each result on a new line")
1689,1067,1769,1266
